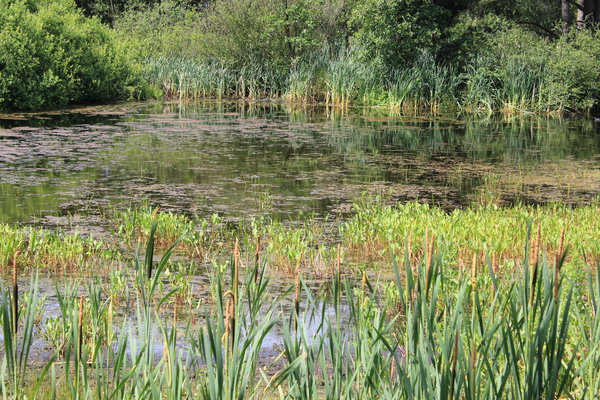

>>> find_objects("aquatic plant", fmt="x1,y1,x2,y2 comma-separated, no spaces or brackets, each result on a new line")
341,199,600,274
112,205,193,247
0,225,118,273
2,201,600,399
0,271,54,399
192,268,276,400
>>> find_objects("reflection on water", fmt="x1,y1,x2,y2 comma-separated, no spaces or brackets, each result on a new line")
1,101,599,223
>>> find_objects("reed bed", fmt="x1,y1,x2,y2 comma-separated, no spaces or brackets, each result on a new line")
2,213,600,399
142,50,559,113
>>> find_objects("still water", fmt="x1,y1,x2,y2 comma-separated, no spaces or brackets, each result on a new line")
1,101,599,223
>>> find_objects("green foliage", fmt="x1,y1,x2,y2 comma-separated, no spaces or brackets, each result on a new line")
115,0,354,69
491,26,600,112
114,0,203,58
437,12,509,67
0,0,142,111
4,0,598,112
546,29,600,111
195,0,286,68
349,0,448,70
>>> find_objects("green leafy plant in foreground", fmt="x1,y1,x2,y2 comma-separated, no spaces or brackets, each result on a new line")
1,271,54,399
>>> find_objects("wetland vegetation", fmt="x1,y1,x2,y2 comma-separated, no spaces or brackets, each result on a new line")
2,201,600,399
2,0,600,114
1,0,600,398
0,100,599,399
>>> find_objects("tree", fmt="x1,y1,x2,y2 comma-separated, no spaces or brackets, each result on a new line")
349,0,448,70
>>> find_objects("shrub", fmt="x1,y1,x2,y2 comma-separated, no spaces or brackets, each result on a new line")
490,25,600,112
0,0,141,111
348,0,447,71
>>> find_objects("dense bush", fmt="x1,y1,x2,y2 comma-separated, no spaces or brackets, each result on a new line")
114,0,202,58
115,0,353,69
490,26,600,112
0,0,141,111
348,0,447,70
2,0,600,113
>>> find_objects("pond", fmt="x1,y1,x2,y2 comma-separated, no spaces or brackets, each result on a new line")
2,101,600,398
1,100,599,225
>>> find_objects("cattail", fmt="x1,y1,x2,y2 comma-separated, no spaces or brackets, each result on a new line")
426,232,435,291
174,305,178,330
424,227,429,271
230,237,239,348
408,229,413,265
530,221,541,306
254,236,261,284
336,244,341,305
532,220,541,267
556,226,565,269
233,238,239,306
450,331,459,399
336,243,341,278
78,295,84,362
224,290,234,355
12,250,20,335
427,233,435,270
294,270,301,331
471,253,477,292
554,226,566,301
362,270,367,292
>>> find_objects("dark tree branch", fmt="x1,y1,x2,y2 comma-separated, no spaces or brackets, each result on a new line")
566,0,585,12
516,20,561,39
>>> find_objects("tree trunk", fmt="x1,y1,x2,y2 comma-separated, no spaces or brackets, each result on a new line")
577,0,585,29
562,0,571,32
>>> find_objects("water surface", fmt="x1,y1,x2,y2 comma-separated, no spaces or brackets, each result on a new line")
1,101,599,224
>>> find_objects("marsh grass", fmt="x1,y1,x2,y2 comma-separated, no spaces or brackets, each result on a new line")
342,199,600,273
113,205,194,248
141,49,563,113
3,201,600,398
0,225,118,273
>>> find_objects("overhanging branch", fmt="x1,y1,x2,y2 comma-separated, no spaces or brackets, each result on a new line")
516,21,561,39
566,0,585,12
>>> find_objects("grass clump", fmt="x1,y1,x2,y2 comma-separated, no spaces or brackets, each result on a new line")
341,199,600,273
112,205,195,248
0,224,119,274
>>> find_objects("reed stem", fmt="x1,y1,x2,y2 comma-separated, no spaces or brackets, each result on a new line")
530,220,541,306
554,226,566,301
12,250,19,335
471,253,477,292
78,295,84,363
254,236,260,284
450,331,458,400
294,271,301,331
